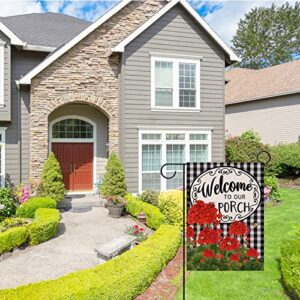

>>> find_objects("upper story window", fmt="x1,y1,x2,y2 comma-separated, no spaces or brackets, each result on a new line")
0,41,5,106
151,56,200,110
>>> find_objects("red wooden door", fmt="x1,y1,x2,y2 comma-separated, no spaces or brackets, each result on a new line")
52,143,93,191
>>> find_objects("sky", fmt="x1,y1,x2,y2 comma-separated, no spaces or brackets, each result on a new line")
0,0,294,46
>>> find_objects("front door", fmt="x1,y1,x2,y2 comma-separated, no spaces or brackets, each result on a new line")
52,143,93,191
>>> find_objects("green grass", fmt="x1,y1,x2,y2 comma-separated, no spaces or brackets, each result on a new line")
177,189,300,300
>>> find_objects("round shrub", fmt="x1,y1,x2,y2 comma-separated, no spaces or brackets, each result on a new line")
0,227,29,254
0,188,17,221
139,190,159,206
158,190,183,228
16,197,56,219
264,175,280,200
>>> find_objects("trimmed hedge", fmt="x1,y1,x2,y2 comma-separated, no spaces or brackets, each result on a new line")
0,225,181,300
29,208,60,246
125,194,165,230
16,197,56,218
158,190,183,228
281,239,300,299
0,227,29,254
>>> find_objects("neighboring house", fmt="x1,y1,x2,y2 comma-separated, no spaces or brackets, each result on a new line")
225,61,300,145
0,0,238,193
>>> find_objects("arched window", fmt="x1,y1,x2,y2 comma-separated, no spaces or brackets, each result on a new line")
52,118,93,139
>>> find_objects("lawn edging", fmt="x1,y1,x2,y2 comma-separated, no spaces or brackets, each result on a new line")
0,225,181,300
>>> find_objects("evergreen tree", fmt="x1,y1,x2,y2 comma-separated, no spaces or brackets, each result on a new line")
39,152,65,202
100,152,127,197
232,2,300,69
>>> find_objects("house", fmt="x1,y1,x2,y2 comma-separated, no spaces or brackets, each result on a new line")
225,61,300,145
0,0,238,193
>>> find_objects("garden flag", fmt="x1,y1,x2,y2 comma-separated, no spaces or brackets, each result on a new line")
186,163,264,271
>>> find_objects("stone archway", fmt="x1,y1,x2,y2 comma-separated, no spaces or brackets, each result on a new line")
30,92,118,179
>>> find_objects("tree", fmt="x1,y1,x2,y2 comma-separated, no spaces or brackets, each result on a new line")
38,152,65,202
100,152,127,197
232,2,300,69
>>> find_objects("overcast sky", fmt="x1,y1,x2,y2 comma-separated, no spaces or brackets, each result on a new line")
0,0,294,46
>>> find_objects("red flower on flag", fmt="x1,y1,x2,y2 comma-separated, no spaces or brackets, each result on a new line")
229,252,241,262
219,237,241,251
228,221,249,236
246,248,259,258
202,249,215,258
186,226,196,239
197,227,223,245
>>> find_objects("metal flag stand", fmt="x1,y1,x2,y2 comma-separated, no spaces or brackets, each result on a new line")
160,163,186,300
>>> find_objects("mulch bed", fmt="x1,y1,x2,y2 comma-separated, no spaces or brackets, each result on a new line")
135,247,184,300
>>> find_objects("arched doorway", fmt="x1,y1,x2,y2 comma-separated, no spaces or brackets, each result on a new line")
49,116,96,192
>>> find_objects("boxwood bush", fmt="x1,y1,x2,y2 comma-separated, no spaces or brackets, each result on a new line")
0,225,181,300
0,227,29,254
125,194,165,230
158,190,183,228
281,239,300,299
29,208,60,246
16,197,56,218
0,188,17,221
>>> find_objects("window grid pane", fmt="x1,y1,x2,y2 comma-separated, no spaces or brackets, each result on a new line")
167,144,185,171
190,134,208,140
142,144,161,172
166,134,185,140
155,61,173,107
142,134,161,140
142,173,161,191
52,119,93,139
179,63,196,108
167,171,183,190
155,88,173,106
190,144,208,162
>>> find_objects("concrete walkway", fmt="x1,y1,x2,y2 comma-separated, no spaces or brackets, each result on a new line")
0,207,136,289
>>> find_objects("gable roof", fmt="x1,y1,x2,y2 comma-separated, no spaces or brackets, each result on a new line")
0,13,90,50
18,0,239,86
225,60,300,105
112,0,239,64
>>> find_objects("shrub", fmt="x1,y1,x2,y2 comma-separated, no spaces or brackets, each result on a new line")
0,217,30,233
225,130,270,164
269,142,300,177
125,194,165,230
16,197,56,219
0,227,29,254
28,208,60,246
264,175,280,200
101,152,127,197
158,190,183,228
139,190,159,206
0,225,181,300
281,239,300,299
38,153,65,202
0,188,17,221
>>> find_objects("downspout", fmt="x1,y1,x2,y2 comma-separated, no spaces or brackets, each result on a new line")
17,85,22,183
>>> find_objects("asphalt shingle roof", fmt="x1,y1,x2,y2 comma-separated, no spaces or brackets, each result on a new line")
0,12,90,48
225,60,300,105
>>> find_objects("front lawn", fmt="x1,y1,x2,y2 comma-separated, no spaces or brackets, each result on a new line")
178,188,300,300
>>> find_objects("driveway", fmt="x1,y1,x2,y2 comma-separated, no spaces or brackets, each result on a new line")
0,207,136,289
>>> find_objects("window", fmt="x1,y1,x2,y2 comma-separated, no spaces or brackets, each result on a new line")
139,130,211,192
52,118,93,139
151,56,200,110
0,42,5,106
0,128,6,187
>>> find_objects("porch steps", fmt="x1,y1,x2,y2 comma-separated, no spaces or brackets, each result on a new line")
58,194,107,211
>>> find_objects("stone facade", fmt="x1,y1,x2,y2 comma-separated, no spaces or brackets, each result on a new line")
29,0,166,178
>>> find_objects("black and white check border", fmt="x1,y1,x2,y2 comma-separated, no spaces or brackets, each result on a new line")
187,162,264,259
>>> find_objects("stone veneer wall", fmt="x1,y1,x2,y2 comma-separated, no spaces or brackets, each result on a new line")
29,0,166,178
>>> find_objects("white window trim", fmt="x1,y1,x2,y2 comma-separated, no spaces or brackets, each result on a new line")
0,127,6,187
0,41,5,106
48,115,97,191
151,56,201,111
138,129,212,193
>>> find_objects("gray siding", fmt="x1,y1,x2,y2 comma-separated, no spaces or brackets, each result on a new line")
3,48,47,185
225,93,300,145
0,31,11,121
121,4,226,192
